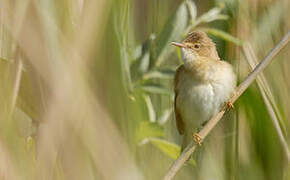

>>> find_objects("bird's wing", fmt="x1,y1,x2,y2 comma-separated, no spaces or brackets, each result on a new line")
174,65,185,135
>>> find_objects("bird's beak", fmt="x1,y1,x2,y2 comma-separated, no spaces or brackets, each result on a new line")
171,42,186,48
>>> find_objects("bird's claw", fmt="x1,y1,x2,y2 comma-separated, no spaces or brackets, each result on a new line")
226,101,234,109
192,133,202,146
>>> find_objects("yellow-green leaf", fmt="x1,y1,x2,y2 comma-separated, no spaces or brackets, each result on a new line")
145,138,195,166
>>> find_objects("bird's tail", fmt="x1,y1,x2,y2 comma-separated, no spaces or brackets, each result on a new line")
180,133,193,163
181,133,192,153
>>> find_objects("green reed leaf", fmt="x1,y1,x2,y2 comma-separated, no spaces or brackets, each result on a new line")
142,138,195,166
196,7,228,24
152,2,188,67
202,28,243,45
136,121,164,143
139,84,172,95
186,0,197,21
143,95,156,123
142,69,175,80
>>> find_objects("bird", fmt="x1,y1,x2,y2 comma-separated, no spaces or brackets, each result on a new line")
172,31,236,152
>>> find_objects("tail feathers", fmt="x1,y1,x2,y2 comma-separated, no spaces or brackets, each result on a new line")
181,133,192,153
180,133,193,163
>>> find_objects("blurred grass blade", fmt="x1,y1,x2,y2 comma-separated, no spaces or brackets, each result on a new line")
132,34,155,72
138,52,150,73
13,107,36,138
158,108,173,125
139,84,172,95
185,6,228,34
142,138,195,166
175,47,182,64
10,51,23,117
194,7,228,25
132,44,143,60
0,57,10,62
143,95,156,123
153,2,188,67
201,28,243,46
136,121,164,143
185,0,197,21
26,136,35,155
252,1,284,49
130,51,150,82
242,42,290,161
142,69,174,80
120,46,133,92
113,2,133,93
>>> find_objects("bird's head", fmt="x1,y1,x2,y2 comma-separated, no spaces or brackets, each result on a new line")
172,31,219,63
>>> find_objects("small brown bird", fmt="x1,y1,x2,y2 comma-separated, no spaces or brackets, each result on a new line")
172,31,236,151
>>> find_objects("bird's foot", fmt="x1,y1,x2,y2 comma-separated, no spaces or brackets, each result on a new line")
226,101,234,109
192,133,202,146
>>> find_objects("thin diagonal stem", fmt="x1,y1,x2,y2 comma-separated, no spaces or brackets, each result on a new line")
163,31,290,180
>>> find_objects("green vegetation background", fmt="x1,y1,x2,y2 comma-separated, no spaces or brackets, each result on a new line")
0,0,289,179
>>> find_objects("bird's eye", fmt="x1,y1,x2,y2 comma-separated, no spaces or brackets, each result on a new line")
193,43,200,49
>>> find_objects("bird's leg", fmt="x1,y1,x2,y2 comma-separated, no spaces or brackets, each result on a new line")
192,132,202,146
226,92,236,109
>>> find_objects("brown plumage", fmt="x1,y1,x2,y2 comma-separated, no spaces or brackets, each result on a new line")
174,65,185,135
182,31,219,60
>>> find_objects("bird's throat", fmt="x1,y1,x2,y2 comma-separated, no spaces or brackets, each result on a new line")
182,48,197,63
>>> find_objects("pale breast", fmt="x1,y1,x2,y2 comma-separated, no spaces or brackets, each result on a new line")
176,60,236,130
177,80,219,129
